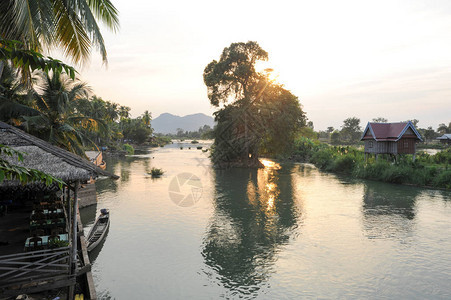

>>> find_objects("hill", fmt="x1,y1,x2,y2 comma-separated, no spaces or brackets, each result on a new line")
152,113,215,134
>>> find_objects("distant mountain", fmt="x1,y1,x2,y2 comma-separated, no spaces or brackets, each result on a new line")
152,113,215,134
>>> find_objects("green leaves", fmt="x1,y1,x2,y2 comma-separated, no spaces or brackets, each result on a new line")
203,41,268,107
0,144,65,188
0,38,77,79
1,0,120,65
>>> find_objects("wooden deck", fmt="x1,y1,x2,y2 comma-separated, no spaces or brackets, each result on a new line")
0,247,74,296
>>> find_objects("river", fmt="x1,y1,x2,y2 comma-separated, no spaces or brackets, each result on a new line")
80,141,451,299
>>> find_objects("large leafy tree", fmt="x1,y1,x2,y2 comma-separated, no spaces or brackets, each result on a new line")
204,41,268,106
438,122,451,134
204,41,305,167
340,117,362,144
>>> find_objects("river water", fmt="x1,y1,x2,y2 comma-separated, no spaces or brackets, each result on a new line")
80,141,451,299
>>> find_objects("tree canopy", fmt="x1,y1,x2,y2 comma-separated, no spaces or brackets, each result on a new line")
204,41,268,106
204,41,306,167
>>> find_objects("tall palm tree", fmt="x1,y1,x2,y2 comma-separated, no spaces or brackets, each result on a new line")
142,110,151,128
0,0,119,65
22,71,101,156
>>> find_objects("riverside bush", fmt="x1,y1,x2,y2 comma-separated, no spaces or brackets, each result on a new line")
433,170,451,189
123,143,134,155
291,137,450,189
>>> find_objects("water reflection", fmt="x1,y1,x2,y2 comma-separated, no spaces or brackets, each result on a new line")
362,181,420,239
202,161,301,297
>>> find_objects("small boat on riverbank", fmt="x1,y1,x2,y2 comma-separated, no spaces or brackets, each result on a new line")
86,209,110,252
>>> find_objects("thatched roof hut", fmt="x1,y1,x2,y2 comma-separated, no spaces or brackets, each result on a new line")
0,121,118,189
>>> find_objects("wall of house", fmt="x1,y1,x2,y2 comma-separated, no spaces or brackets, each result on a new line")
364,141,398,154
397,138,416,154
78,182,97,208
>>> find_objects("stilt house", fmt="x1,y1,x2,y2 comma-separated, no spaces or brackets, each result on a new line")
360,121,423,160
0,122,118,299
437,134,451,145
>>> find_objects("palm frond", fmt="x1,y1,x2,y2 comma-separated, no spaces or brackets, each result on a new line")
86,0,120,32
53,0,91,65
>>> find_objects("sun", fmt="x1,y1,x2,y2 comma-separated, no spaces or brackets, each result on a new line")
255,61,280,83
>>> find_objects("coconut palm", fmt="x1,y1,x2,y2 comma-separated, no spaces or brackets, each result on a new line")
143,110,151,128
22,71,102,156
0,0,119,65
0,62,38,122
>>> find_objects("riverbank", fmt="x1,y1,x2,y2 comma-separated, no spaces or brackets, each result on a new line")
287,137,451,190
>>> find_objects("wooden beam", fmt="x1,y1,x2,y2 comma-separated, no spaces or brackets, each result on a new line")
1,277,76,296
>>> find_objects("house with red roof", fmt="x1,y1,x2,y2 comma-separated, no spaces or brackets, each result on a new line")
360,121,423,160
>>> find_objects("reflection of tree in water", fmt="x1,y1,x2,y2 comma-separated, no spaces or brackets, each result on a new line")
362,181,420,239
202,162,301,297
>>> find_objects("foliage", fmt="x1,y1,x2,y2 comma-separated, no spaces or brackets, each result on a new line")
149,136,172,147
437,122,451,134
204,41,306,167
149,167,164,177
0,144,64,187
122,143,134,155
340,117,362,144
167,125,213,140
20,72,100,156
0,38,77,80
0,0,119,64
203,41,268,106
122,117,152,144
330,130,341,145
48,238,69,249
290,138,450,189
372,117,388,123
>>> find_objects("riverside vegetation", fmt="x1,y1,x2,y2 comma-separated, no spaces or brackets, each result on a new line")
290,137,451,189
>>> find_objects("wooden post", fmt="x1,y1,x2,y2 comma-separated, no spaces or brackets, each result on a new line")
67,183,74,300
68,181,79,300
72,181,78,270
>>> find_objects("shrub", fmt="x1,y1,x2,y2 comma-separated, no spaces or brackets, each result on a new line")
332,155,356,173
123,143,134,155
150,167,164,177
433,170,451,189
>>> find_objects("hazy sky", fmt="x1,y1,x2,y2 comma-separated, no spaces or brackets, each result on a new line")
78,0,451,130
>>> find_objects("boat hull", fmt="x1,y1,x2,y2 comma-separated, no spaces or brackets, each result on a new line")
86,213,110,252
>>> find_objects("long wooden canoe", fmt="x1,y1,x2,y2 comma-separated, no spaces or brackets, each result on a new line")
86,209,110,252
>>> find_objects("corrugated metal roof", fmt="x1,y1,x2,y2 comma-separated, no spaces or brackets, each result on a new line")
361,121,422,141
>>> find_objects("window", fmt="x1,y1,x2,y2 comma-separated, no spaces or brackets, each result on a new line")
368,141,373,148
404,141,409,148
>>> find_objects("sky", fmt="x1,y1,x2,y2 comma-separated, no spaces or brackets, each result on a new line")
76,0,451,131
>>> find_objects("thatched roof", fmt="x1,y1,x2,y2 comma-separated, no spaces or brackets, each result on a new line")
0,122,118,186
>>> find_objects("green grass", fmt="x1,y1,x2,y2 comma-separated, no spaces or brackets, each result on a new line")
291,137,450,189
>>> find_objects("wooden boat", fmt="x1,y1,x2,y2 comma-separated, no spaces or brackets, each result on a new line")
99,160,106,170
86,209,110,252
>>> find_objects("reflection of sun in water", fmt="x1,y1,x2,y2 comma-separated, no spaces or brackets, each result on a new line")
260,159,281,170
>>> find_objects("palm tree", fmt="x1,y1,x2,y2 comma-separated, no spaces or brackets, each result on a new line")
142,110,151,128
0,0,119,65
22,71,101,156
0,62,38,122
